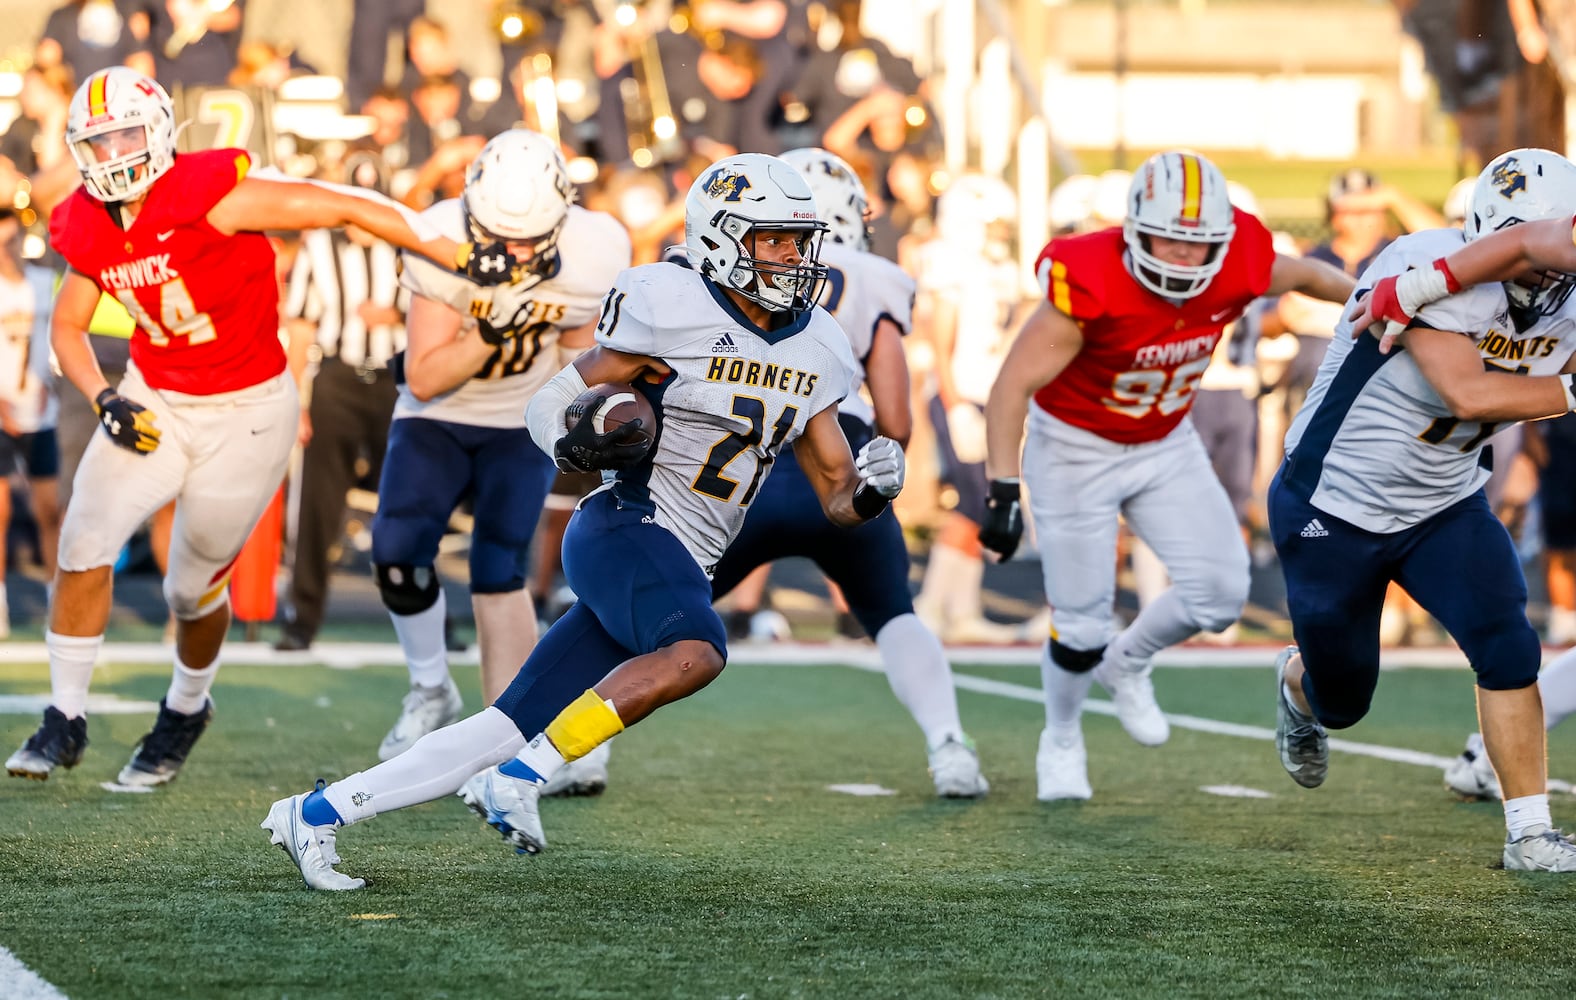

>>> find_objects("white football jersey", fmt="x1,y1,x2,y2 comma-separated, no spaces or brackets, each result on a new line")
918,238,1021,404
1284,227,1576,532
396,201,631,427
0,268,57,433
593,262,854,572
816,241,914,426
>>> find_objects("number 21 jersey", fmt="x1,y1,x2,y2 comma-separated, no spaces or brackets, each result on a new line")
1030,211,1276,444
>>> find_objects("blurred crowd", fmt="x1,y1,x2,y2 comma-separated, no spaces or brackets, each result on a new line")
0,0,1573,651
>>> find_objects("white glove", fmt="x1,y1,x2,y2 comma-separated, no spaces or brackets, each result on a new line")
479,278,541,344
855,436,905,497
946,402,989,464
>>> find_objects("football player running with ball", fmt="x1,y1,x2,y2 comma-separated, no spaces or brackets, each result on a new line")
263,152,907,889
5,67,506,787
981,150,1354,802
1330,147,1576,870
707,147,988,798
368,129,630,762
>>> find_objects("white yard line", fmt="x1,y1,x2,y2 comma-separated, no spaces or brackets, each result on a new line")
0,947,68,1000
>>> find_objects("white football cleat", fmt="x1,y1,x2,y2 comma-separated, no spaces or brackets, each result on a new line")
541,741,611,797
1444,732,1500,801
1094,654,1170,746
927,735,989,799
261,792,366,891
1036,726,1092,802
1274,645,1327,789
377,676,463,761
458,767,547,855
1503,825,1576,872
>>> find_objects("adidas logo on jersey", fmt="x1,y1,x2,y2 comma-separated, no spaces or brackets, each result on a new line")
1300,518,1330,538
712,333,739,354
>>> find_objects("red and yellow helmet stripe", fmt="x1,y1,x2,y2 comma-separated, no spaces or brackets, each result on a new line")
1175,153,1203,228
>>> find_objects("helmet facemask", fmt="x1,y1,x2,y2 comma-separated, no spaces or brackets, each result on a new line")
1125,226,1230,299
701,212,829,314
462,197,565,290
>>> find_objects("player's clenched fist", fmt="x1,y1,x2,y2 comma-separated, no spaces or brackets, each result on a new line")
979,477,1023,561
552,416,652,474
855,436,905,497
478,279,536,346
94,388,161,454
454,240,516,287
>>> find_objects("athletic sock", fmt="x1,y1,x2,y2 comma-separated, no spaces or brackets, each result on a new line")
1041,642,1095,730
1505,793,1553,841
391,589,450,689
165,657,218,714
501,733,567,784
875,613,963,747
46,630,101,720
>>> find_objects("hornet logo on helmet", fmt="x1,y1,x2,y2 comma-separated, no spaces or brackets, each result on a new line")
703,168,753,203
1492,157,1527,197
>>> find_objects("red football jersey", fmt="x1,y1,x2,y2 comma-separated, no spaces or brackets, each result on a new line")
51,148,286,395
1031,209,1276,444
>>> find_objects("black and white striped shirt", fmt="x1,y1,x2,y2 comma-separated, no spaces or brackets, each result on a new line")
284,229,407,370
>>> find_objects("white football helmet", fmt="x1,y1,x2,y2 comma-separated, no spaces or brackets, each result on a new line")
462,129,575,288
66,67,177,203
1464,148,1576,315
1123,151,1236,299
684,153,829,315
935,173,1016,258
781,147,870,251
1048,174,1098,234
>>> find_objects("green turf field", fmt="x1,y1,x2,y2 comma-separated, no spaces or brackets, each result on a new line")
3,656,1574,999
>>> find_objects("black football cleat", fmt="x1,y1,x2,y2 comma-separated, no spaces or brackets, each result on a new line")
117,699,214,787
6,706,89,780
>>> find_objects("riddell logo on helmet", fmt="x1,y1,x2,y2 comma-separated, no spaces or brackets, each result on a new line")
792,211,815,219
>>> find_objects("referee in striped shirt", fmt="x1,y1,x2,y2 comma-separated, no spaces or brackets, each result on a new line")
275,153,408,652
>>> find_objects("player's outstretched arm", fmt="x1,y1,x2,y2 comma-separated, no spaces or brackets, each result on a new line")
206,177,468,277
1408,326,1576,423
1264,253,1356,304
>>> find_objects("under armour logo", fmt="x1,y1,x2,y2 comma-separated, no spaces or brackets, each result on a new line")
477,255,507,273
1300,518,1330,538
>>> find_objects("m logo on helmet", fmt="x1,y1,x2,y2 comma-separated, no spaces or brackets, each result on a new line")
703,168,752,203
1493,157,1527,197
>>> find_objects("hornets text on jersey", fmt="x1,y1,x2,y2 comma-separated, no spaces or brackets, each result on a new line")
1031,209,1276,444
591,262,854,571
1283,227,1576,532
396,201,631,427
49,149,284,395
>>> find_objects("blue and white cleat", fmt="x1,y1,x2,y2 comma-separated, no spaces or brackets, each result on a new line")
459,767,547,855
541,741,611,797
261,786,366,891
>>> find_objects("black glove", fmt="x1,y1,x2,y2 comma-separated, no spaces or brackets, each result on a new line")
94,388,161,455
979,477,1023,560
456,240,516,287
553,416,653,474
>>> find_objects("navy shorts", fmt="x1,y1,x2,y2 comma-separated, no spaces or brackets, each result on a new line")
927,395,986,523
0,428,59,478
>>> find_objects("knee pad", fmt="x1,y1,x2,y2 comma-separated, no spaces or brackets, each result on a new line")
375,563,441,616
1464,618,1543,691
1049,639,1105,674
468,535,528,595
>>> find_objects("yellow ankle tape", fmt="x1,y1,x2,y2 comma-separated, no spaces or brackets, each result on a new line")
545,690,625,760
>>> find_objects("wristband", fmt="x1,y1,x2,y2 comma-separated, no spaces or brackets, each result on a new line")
852,482,891,520
1432,257,1462,294
1562,373,1576,412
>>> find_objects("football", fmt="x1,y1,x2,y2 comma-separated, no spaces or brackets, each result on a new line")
565,381,656,441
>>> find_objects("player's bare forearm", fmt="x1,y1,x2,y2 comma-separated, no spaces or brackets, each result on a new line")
1444,216,1576,287
405,329,494,402
1266,254,1355,303
865,319,912,447
984,301,1080,478
570,345,669,386
794,410,866,527
1408,327,1571,422
50,271,112,402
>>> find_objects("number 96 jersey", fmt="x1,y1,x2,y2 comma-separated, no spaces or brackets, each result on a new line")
1030,211,1276,444
396,201,631,427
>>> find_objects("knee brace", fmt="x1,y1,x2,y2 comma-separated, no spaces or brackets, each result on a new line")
375,563,441,616
1049,639,1105,674
1464,618,1543,691
468,534,529,595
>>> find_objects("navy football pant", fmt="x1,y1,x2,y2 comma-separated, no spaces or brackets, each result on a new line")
494,489,728,737
1269,467,1540,729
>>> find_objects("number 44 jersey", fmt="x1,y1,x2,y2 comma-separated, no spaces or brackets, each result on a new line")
592,262,856,573
1030,210,1276,444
